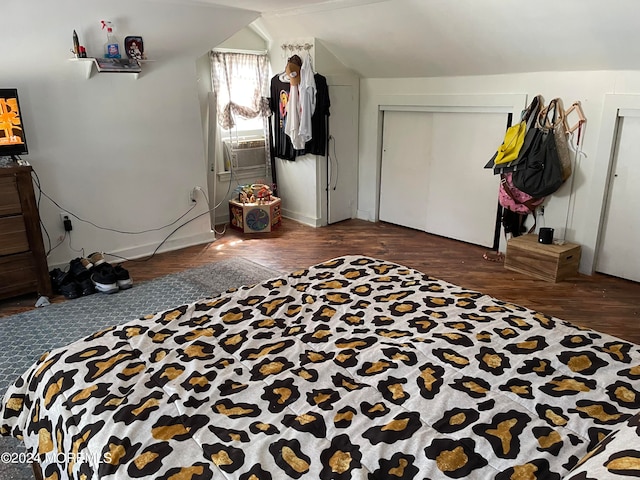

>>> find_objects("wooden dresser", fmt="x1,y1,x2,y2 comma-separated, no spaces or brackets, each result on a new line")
0,163,51,299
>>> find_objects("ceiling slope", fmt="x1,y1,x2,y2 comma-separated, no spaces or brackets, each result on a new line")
208,0,640,78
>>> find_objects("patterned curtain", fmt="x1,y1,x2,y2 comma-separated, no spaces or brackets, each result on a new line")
210,51,269,130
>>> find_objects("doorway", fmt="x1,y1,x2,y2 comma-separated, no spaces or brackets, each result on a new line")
326,82,359,224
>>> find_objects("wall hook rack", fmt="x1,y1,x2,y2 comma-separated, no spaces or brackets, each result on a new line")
564,101,587,134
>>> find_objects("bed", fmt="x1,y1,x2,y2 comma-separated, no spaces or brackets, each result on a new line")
2,255,640,479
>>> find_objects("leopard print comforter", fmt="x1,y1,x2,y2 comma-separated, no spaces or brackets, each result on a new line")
2,256,640,479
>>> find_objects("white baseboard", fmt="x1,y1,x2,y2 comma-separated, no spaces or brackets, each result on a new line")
357,209,377,222
47,231,217,269
281,208,322,227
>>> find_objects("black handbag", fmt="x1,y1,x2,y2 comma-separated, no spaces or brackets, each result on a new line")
511,102,564,198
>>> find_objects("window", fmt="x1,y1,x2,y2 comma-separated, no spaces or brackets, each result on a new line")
210,51,269,131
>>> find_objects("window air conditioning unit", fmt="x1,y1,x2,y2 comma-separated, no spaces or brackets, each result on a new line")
223,138,267,171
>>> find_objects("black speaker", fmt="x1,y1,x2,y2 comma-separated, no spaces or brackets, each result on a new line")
538,227,554,244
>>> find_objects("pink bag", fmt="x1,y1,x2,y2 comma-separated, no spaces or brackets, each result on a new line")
499,172,545,215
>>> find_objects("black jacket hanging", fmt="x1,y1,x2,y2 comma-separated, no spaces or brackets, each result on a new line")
297,73,330,156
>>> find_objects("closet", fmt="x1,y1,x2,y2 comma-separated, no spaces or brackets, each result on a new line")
379,109,506,247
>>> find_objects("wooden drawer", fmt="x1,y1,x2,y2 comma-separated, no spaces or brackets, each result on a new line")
0,252,38,299
0,176,21,216
0,164,52,298
0,215,29,256
505,234,581,282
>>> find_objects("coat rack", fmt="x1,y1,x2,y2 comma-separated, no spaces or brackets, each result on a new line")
281,43,313,60
564,101,586,134
281,43,313,52
483,95,587,263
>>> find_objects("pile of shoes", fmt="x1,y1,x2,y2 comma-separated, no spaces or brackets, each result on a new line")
49,252,132,299
87,252,132,294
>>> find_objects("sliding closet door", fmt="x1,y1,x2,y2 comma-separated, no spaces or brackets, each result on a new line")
379,109,504,247
379,111,431,231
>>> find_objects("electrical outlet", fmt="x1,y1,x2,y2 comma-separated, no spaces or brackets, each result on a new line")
189,187,198,203
60,212,73,232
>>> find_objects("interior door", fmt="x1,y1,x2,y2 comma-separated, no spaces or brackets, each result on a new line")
327,84,358,224
596,114,640,282
379,109,504,246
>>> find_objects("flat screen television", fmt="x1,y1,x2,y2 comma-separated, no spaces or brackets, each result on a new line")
0,88,29,158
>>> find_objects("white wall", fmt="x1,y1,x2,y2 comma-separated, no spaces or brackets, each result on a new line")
358,71,640,273
3,0,257,267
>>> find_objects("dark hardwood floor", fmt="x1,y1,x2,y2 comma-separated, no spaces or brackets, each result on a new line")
2,219,639,344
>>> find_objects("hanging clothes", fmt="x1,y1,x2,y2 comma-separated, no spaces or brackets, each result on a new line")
298,53,317,144
284,58,305,149
269,58,330,160
299,73,330,156
269,73,296,160
285,85,305,149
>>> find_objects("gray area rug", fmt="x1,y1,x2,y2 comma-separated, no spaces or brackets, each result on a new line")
0,256,282,479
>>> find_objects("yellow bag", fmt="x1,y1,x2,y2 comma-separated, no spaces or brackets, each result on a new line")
493,121,526,165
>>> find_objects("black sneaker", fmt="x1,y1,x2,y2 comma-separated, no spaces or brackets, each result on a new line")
75,277,95,296
49,268,80,299
69,257,92,280
69,258,95,296
49,268,65,294
88,252,107,267
91,264,118,294
114,265,133,290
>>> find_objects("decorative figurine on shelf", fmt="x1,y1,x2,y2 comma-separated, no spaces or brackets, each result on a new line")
125,36,145,61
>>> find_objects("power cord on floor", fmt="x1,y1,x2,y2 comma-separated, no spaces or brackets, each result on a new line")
106,206,217,263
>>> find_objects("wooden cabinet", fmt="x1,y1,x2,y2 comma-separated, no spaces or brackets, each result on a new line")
505,234,581,283
0,164,51,299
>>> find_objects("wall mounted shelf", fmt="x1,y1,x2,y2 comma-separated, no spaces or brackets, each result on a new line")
69,57,154,80
68,58,96,79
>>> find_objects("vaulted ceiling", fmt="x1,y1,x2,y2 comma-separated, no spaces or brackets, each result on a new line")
200,0,640,78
